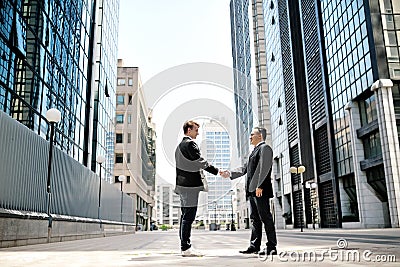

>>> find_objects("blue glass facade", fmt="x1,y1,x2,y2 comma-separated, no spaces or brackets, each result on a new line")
321,0,374,177
90,0,119,175
0,0,119,170
230,0,254,163
261,0,400,228
204,127,233,223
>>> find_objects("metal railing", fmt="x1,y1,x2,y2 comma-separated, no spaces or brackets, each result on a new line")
0,110,134,223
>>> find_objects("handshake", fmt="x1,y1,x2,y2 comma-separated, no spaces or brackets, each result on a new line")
219,170,230,178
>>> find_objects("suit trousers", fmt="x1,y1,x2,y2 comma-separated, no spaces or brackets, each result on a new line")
179,190,199,251
248,193,277,250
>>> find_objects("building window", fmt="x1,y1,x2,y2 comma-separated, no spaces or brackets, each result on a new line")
115,153,123,163
116,133,123,143
117,78,126,86
359,95,377,126
127,176,131,183
127,114,132,124
366,166,387,201
114,176,119,183
127,153,131,163
117,94,124,105
127,133,131,143
393,68,400,78
128,78,133,86
341,175,359,221
13,12,26,56
116,114,124,124
362,131,382,159
128,94,133,105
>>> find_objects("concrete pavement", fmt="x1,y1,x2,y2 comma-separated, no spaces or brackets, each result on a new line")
0,228,399,266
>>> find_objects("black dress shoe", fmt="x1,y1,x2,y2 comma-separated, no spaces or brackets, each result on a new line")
259,248,277,256
239,247,260,254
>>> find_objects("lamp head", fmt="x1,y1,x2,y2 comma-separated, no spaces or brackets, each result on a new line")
289,166,297,174
46,108,61,123
298,165,306,173
118,175,126,182
96,155,106,164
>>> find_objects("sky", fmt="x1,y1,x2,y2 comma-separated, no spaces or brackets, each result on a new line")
117,0,240,185
118,0,233,83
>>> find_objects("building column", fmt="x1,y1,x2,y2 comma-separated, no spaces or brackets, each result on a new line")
345,102,387,228
371,79,400,228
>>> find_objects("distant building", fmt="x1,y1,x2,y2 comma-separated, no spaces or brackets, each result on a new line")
114,60,156,230
199,120,236,227
155,176,180,227
234,182,249,229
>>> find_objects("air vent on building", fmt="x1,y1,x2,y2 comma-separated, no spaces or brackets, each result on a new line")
315,125,331,175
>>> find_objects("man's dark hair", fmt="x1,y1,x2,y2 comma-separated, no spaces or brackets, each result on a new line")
254,127,267,140
183,120,200,134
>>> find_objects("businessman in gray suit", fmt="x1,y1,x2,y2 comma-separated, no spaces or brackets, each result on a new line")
222,127,277,256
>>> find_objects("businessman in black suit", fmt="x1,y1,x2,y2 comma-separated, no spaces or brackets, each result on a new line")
175,120,219,257
222,127,277,256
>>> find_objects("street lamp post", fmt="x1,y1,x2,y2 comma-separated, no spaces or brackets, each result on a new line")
289,165,306,232
210,200,217,231
118,175,126,222
306,181,317,230
96,155,106,225
45,108,61,238
229,190,236,231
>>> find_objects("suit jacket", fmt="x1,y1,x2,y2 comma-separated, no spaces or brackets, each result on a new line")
230,142,274,198
175,136,218,192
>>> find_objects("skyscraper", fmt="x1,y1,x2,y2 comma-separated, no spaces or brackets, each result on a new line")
251,0,271,142
200,120,235,226
0,0,119,176
90,0,120,176
321,0,400,228
230,0,255,164
262,0,400,229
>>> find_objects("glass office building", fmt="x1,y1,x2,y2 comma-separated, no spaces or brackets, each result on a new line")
230,0,254,163
260,0,400,229
321,0,400,228
251,0,271,138
262,0,297,230
90,0,119,175
203,123,234,225
0,0,119,174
